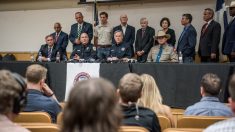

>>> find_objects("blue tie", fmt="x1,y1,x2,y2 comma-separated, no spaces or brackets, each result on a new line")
156,45,163,63
178,27,186,42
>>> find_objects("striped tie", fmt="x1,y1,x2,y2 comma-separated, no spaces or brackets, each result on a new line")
48,47,52,58
77,24,82,38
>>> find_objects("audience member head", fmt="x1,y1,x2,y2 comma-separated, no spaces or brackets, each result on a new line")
80,33,89,45
114,30,124,45
181,13,193,25
203,8,214,22
118,73,143,104
26,64,47,85
45,35,54,47
100,12,108,25
62,78,122,132
54,22,62,33
0,70,27,119
200,73,221,97
229,1,235,17
120,14,128,26
138,74,163,108
229,74,235,113
140,17,148,29
160,17,171,29
75,12,84,24
155,30,170,45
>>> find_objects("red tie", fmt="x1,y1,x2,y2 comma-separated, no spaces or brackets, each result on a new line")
201,23,208,34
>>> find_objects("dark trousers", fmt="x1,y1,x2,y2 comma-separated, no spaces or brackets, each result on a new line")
228,55,235,62
200,56,219,63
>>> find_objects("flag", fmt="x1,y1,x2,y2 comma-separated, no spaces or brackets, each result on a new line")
216,0,228,29
215,0,229,62
94,0,99,26
65,63,100,101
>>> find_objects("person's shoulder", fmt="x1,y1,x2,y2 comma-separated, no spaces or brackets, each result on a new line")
168,28,175,33
127,24,135,29
84,21,92,26
113,25,121,30
139,106,157,115
61,31,68,36
71,23,77,27
204,118,235,132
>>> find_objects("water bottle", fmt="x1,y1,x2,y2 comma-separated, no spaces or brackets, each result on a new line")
56,52,60,63
178,51,183,64
30,52,35,62
38,52,42,62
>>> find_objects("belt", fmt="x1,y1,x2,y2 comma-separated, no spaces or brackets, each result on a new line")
97,45,112,48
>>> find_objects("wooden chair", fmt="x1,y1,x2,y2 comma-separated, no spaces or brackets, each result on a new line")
163,128,203,132
177,116,228,128
158,115,172,131
171,108,184,127
119,126,149,132
13,112,52,123
21,123,60,132
56,112,63,125
59,102,66,110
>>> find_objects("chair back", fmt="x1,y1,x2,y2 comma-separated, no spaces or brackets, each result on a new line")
13,112,52,123
56,112,63,125
158,115,171,131
119,126,149,132
21,123,60,132
177,116,228,128
163,128,203,132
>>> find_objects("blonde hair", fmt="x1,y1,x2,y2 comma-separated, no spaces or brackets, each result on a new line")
138,74,166,114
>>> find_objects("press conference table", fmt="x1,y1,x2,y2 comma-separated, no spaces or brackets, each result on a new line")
0,61,233,109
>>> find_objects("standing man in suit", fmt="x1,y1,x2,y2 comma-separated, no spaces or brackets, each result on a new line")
69,12,93,50
135,17,155,63
177,13,197,63
51,22,69,60
198,8,221,62
37,35,60,62
113,14,135,57
222,2,235,62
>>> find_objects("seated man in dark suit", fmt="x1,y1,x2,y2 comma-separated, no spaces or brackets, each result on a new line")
70,33,96,61
51,22,69,60
69,12,93,50
24,64,61,123
37,35,60,62
107,30,132,62
117,73,161,132
113,14,135,57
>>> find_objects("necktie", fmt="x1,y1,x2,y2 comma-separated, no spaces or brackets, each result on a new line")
55,34,59,43
48,47,52,58
142,29,145,38
178,27,186,42
201,23,208,34
77,24,82,38
156,45,163,62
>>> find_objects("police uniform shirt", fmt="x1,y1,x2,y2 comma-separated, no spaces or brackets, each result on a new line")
110,42,132,59
94,23,113,45
147,44,178,62
70,43,96,60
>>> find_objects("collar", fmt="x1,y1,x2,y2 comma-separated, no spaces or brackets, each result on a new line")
121,24,127,27
48,45,54,49
99,22,110,27
158,43,168,48
27,89,43,95
78,23,83,27
207,19,213,25
200,96,220,102
56,31,61,36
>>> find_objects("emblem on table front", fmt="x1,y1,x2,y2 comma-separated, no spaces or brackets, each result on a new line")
73,72,91,84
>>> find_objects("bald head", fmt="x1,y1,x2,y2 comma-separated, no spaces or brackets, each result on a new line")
120,14,128,26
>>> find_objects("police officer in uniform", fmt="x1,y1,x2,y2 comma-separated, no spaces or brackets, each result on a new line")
70,33,96,61
107,30,132,62
147,30,178,62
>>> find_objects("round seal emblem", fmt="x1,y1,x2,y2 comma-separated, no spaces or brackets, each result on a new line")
73,72,91,84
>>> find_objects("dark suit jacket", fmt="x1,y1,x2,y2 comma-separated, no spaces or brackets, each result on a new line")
51,31,68,58
166,28,176,47
112,24,135,57
222,18,235,55
198,20,221,57
69,22,93,49
177,24,197,58
37,44,60,62
135,26,155,54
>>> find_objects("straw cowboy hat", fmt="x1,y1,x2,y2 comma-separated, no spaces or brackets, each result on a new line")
155,30,171,39
230,1,235,8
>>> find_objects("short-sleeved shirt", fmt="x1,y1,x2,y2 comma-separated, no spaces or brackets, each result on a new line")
147,44,178,62
24,89,61,123
184,96,233,117
94,23,113,45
